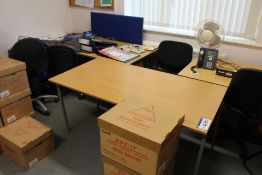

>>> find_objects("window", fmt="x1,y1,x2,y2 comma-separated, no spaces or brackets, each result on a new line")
125,0,262,41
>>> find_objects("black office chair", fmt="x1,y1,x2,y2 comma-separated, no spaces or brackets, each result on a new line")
9,38,58,115
211,68,262,175
47,45,79,77
155,40,193,74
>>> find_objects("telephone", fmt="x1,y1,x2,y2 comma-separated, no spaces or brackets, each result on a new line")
197,48,218,70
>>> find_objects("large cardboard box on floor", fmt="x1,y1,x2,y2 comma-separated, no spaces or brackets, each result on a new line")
0,89,33,126
98,98,184,175
0,57,30,99
103,156,175,175
0,116,54,170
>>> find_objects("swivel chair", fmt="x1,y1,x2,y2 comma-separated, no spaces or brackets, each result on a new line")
47,45,81,98
211,68,262,175
9,38,58,115
155,40,193,74
47,45,79,77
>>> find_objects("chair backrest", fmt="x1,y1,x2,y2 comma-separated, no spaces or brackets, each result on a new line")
156,40,193,73
47,45,79,77
225,68,262,116
9,38,48,73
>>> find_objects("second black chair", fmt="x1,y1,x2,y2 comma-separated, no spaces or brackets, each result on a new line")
155,40,193,74
47,45,79,77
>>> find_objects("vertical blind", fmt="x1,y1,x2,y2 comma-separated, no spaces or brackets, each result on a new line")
125,0,260,39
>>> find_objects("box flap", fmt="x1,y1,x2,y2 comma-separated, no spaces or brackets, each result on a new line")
0,58,26,77
0,116,52,153
98,98,184,151
0,89,31,107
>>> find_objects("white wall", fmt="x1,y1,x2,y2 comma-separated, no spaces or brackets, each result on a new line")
0,0,73,56
70,0,124,33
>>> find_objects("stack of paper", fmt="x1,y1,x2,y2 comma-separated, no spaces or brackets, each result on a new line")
98,46,139,62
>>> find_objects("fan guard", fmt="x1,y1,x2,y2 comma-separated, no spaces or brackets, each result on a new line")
196,20,224,49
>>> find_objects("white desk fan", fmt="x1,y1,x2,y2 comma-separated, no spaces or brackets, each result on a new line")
195,20,225,70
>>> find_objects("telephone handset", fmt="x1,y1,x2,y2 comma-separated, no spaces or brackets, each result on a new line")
197,48,218,70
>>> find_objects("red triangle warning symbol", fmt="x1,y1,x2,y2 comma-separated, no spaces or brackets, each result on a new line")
127,105,155,123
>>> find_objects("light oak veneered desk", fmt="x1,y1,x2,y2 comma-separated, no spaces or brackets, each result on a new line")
49,58,227,175
179,58,262,87
49,58,227,134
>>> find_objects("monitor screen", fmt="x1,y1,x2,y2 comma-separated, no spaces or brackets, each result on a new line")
91,12,144,45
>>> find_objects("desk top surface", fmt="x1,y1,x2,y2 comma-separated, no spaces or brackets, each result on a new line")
49,58,227,134
179,58,262,87
78,38,156,65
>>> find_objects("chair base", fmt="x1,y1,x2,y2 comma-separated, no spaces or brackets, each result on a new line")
32,95,59,115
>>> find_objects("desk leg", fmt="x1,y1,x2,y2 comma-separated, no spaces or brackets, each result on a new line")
193,135,206,175
56,85,71,132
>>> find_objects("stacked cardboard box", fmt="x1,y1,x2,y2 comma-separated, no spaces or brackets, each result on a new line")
0,57,33,154
98,98,184,175
0,116,54,169
103,157,175,175
0,58,53,169
0,57,33,125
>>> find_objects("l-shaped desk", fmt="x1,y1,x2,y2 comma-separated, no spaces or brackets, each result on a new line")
49,57,227,175
48,53,262,175
49,58,227,134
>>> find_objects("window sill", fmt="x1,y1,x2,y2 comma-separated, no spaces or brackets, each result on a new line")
144,25,262,49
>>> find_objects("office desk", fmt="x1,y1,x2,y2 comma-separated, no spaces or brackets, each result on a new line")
49,58,227,175
179,58,262,87
49,58,227,133
78,38,156,65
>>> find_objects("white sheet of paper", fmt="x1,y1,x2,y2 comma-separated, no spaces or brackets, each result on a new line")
75,0,94,8
197,117,212,131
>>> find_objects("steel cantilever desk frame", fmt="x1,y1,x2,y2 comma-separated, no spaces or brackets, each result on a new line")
49,57,227,175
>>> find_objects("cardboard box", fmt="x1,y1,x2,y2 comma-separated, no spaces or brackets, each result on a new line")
0,95,33,125
0,116,54,169
103,156,175,175
98,98,184,175
0,118,2,128
0,118,2,154
0,58,29,99
103,156,140,175
0,88,31,108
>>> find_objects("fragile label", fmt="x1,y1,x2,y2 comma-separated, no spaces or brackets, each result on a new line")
197,117,211,131
7,115,16,124
0,90,10,99
29,158,39,168
101,129,157,174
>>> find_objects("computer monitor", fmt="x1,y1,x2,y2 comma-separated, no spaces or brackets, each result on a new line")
91,12,144,45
